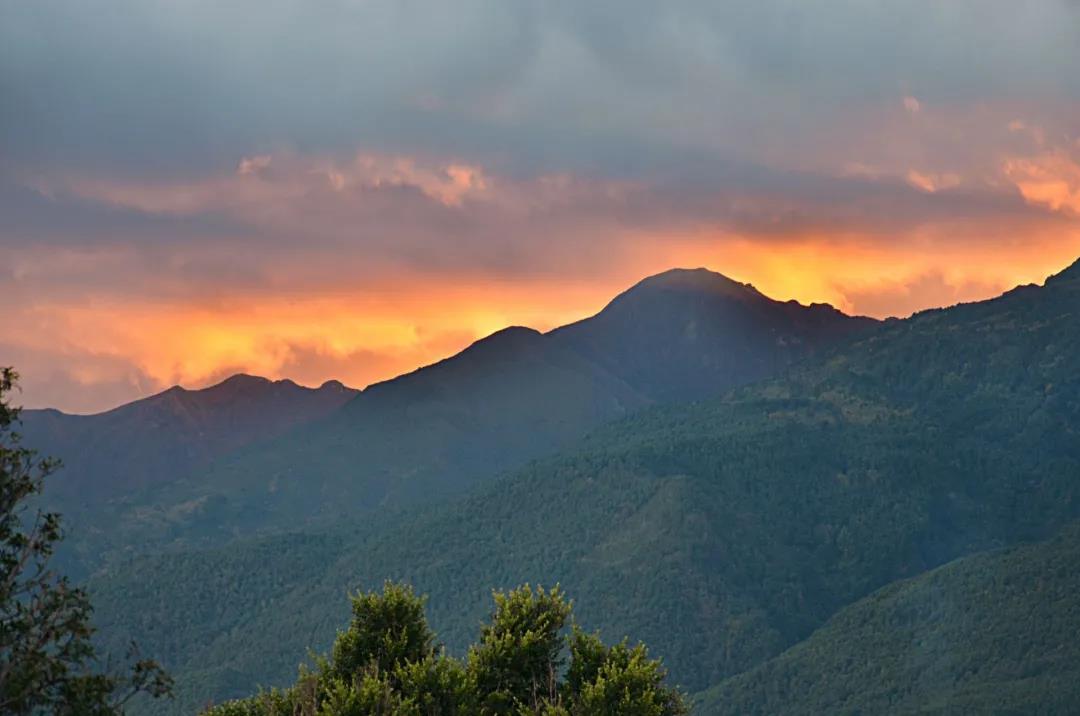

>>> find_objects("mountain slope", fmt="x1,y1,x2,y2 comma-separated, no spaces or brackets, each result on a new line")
550,268,875,402
88,260,1080,713
66,269,872,560
158,326,650,523
20,374,358,506
698,523,1080,715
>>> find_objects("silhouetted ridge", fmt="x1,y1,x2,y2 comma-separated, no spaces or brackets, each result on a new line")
217,373,271,388
318,379,349,392
628,267,761,299
458,325,544,356
550,266,875,402
152,374,344,404
359,326,547,399
1046,257,1080,286
196,374,274,402
19,372,358,504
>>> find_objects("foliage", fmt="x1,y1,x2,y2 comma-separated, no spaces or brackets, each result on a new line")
28,269,871,579
203,582,686,716
697,522,1080,714
396,653,469,714
330,583,436,687
0,368,171,714
568,629,686,716
91,261,1080,713
467,585,571,712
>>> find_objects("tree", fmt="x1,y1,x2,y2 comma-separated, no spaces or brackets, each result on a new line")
467,584,571,713
205,581,686,715
0,368,171,714
566,628,687,716
330,582,437,687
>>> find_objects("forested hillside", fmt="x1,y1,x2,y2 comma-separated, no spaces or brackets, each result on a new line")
88,260,1080,713
698,523,1080,714
34,269,870,572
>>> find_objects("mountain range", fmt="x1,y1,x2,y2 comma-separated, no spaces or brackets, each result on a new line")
23,268,873,569
17,260,1080,713
21,375,358,505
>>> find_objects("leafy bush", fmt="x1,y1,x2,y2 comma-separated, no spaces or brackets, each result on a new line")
204,582,686,716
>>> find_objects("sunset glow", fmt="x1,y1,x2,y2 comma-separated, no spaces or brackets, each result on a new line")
4,1,1079,412
10,218,1080,413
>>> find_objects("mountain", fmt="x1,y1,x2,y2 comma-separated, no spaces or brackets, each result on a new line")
20,374,358,506
46,268,872,563
87,259,1080,713
551,268,875,402
698,523,1080,715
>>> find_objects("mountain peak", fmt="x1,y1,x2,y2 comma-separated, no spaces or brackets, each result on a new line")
215,373,271,389
466,325,543,350
630,267,761,299
318,379,349,391
549,266,873,403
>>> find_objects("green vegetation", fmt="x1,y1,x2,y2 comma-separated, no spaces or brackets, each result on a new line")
24,269,870,576
88,261,1080,712
204,582,686,716
698,522,1080,714
0,368,171,714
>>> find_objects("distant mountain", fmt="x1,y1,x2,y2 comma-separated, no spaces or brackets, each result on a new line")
47,268,872,561
21,374,358,505
698,523,1080,714
551,268,875,402
88,258,1080,713
170,325,650,523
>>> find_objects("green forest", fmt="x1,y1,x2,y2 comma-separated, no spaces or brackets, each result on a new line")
82,261,1080,713
699,523,1080,714
7,260,1080,714
8,1,1080,712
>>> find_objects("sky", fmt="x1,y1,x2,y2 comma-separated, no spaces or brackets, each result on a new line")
3,0,1080,413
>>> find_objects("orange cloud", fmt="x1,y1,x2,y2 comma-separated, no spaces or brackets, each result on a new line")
6,274,620,409
10,133,1080,413
659,225,1080,318
9,224,1080,414
1003,150,1080,215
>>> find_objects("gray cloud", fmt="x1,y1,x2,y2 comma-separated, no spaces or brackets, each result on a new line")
3,1,1078,175
4,147,1067,303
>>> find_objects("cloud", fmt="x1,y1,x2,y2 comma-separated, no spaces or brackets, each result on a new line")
842,272,1015,320
2,1,1078,176
237,155,272,176
6,141,1080,413
1003,148,1080,215
3,0,1080,411
905,170,961,193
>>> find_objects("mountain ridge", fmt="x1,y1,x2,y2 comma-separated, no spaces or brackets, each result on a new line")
549,266,876,402
26,266,876,569
19,373,360,510
83,255,1080,713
